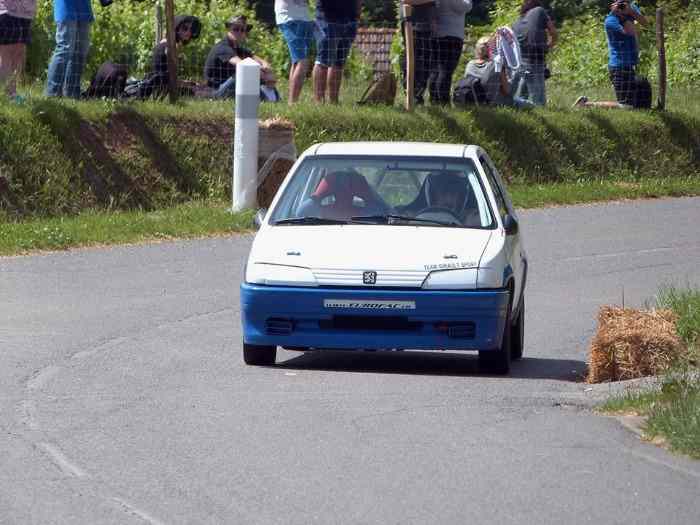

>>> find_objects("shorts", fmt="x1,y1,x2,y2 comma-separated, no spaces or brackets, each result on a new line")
315,20,357,68
609,66,636,106
279,20,314,64
0,14,31,45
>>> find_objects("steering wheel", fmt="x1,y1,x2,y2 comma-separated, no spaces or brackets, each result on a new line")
415,206,462,224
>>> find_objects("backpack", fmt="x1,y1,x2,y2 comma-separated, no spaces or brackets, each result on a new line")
83,62,128,98
633,76,652,109
453,75,488,106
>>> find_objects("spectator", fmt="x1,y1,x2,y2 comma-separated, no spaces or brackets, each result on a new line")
275,0,313,104
512,0,556,106
573,2,648,109
399,0,436,105
45,0,93,99
0,0,36,101
147,15,201,97
260,68,281,102
313,0,362,104
429,0,472,105
464,37,505,106
204,14,274,99
463,36,531,108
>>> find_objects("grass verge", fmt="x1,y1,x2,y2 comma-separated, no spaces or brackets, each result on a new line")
0,202,254,256
600,286,700,459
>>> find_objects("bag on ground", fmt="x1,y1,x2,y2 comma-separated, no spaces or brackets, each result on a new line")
453,75,488,106
633,76,652,109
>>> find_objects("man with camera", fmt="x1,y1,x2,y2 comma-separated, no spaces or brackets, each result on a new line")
573,1,648,109
605,1,648,106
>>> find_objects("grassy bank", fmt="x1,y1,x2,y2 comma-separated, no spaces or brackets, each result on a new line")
601,287,700,459
1,96,699,253
0,202,254,256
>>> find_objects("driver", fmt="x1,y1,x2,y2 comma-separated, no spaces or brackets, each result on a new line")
425,172,467,215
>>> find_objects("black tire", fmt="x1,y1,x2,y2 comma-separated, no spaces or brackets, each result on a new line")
243,343,276,366
479,295,512,375
511,295,525,361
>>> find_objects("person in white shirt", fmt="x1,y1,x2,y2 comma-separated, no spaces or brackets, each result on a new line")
0,0,36,99
275,0,313,103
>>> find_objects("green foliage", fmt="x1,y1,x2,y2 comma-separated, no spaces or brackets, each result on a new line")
550,14,611,87
666,16,700,86
362,0,398,26
657,286,700,349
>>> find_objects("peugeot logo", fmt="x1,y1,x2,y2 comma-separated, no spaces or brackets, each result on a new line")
363,271,377,285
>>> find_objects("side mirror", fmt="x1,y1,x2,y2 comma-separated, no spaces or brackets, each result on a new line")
503,214,519,236
254,208,268,229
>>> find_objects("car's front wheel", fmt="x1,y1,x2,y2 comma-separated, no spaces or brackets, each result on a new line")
479,298,512,375
243,343,277,366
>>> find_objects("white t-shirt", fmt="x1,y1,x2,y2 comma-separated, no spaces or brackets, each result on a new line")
274,0,311,25
0,0,37,18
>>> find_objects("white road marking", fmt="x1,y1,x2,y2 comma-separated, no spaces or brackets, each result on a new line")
558,246,678,263
37,442,88,478
111,497,166,525
26,365,62,390
71,349,98,360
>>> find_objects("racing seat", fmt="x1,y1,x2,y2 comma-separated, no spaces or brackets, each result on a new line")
298,171,388,220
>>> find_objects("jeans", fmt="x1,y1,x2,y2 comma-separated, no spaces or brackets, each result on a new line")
213,76,236,99
429,36,462,105
515,62,546,106
46,21,91,98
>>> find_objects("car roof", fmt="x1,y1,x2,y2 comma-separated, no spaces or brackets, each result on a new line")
308,142,480,159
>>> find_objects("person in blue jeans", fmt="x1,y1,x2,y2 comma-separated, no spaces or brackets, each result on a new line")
511,0,556,106
45,0,93,98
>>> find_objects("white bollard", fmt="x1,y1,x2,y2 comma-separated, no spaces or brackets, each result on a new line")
232,58,260,212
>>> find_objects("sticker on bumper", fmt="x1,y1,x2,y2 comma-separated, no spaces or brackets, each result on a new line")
324,300,416,310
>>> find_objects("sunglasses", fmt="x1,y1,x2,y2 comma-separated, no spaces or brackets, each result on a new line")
230,25,252,33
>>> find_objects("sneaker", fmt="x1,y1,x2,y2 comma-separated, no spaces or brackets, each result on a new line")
572,95,588,108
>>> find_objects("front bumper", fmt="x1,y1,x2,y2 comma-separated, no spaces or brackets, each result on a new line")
240,283,510,352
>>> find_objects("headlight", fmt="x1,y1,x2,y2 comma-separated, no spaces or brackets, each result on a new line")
422,269,478,290
476,268,502,288
245,263,318,287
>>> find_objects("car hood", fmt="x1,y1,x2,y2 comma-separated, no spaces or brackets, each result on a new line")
250,225,493,287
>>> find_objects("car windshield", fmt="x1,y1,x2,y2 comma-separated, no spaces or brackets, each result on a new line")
269,156,495,229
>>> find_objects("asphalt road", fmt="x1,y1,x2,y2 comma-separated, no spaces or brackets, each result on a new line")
1,197,699,525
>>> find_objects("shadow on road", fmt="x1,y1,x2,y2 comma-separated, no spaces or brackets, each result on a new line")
278,350,586,381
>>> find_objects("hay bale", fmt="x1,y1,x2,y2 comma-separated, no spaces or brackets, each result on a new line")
587,306,684,383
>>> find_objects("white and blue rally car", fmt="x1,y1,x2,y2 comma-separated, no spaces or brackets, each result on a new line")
241,142,527,374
